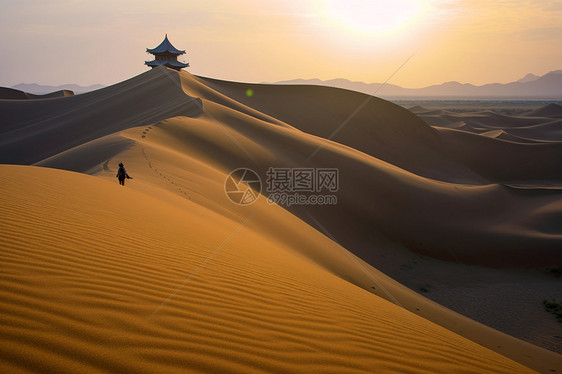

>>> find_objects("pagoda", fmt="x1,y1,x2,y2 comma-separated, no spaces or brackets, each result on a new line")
145,34,189,71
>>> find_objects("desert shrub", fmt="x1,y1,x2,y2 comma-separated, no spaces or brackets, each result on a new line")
419,284,432,293
543,299,562,323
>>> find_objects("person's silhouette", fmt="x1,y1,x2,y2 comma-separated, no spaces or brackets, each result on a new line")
116,162,132,186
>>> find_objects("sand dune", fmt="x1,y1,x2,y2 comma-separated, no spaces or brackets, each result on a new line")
407,105,430,113
0,86,74,100
174,74,562,267
419,110,542,130
525,103,562,118
419,106,562,141
478,129,544,143
416,106,562,179
197,76,487,184
0,68,202,165
1,165,542,373
1,66,562,372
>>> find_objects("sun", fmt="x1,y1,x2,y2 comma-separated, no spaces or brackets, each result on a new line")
323,0,426,38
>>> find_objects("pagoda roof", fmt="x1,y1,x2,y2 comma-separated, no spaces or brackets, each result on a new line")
145,59,189,69
147,34,185,55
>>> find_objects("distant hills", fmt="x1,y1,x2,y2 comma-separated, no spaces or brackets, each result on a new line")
516,73,540,83
0,86,74,100
11,83,105,95
276,70,562,99
9,69,562,99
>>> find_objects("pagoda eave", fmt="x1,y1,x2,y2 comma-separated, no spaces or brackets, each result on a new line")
145,60,189,70
146,49,185,56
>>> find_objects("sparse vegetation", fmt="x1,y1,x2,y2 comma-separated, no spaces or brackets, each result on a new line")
543,267,562,277
419,284,432,293
543,299,562,323
400,257,421,271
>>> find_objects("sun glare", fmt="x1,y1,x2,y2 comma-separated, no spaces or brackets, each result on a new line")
324,0,426,37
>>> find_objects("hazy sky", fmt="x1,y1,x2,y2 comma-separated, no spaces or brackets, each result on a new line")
0,0,560,87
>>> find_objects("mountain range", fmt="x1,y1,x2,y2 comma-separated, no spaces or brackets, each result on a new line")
277,70,562,99
10,70,561,99
11,82,105,95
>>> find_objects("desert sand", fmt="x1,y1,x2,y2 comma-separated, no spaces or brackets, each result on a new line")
0,86,74,100
1,66,561,373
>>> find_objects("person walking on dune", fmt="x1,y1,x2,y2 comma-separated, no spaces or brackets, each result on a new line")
116,162,132,186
